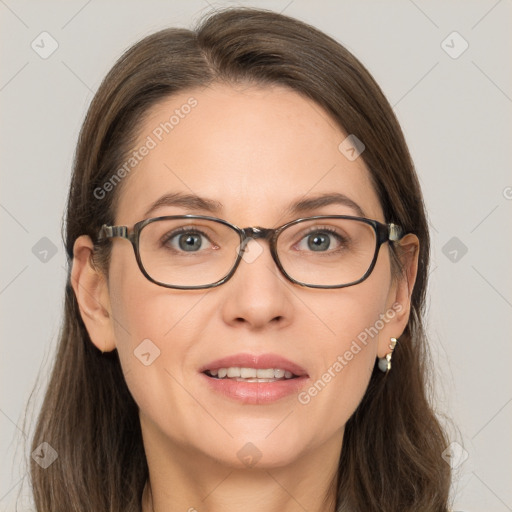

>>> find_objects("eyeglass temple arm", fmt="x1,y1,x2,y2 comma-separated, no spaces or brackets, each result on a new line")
97,224,128,240
388,223,404,242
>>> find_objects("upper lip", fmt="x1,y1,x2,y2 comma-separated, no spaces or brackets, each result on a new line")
199,353,309,377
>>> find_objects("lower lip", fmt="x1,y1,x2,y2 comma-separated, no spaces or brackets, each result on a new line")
200,372,309,404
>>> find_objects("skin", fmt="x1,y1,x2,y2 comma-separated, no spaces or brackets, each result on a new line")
71,83,419,512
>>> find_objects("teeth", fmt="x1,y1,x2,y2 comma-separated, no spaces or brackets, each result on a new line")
227,367,239,378
206,367,297,380
241,367,257,378
234,378,280,382
256,369,275,379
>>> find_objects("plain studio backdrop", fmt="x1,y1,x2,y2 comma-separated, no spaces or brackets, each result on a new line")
1,1,511,510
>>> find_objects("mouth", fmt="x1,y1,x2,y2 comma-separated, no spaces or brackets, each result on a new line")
198,352,309,403
199,352,308,381
203,367,300,382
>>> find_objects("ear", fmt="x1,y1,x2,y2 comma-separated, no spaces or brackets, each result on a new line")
70,235,117,352
377,233,420,358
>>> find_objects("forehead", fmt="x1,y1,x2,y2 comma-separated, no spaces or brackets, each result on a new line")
114,83,383,226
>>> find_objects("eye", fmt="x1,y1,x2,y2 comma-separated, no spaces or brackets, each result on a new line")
162,228,212,252
295,228,346,252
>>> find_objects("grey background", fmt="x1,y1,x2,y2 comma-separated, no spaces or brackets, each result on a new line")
1,0,511,510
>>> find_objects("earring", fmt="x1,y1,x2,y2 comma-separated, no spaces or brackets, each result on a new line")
378,337,398,373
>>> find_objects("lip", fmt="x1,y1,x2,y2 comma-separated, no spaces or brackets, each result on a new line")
199,352,310,405
200,373,310,404
199,352,308,377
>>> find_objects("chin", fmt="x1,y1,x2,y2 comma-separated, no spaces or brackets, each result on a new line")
204,430,309,470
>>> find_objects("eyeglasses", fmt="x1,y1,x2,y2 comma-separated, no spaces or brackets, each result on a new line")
96,215,404,290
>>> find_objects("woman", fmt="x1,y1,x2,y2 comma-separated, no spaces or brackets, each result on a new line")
29,7,452,511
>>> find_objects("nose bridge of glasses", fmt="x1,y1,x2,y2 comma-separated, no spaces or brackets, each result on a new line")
240,226,276,246
238,226,278,259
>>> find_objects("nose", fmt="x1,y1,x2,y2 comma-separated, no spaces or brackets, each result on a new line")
220,237,294,330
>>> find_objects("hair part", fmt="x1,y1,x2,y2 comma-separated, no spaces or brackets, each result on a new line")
27,7,451,511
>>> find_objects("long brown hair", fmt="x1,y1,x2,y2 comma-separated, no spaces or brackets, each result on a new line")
27,7,451,511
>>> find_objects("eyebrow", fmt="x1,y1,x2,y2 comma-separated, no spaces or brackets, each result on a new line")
142,191,366,219
285,192,366,218
143,192,223,218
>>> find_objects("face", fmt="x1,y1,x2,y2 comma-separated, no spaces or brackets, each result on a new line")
75,83,414,470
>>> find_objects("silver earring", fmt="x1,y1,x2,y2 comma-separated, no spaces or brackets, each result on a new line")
378,337,398,373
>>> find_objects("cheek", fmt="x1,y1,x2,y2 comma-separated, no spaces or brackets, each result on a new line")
310,254,392,358
107,244,204,350
298,262,392,426
106,255,203,418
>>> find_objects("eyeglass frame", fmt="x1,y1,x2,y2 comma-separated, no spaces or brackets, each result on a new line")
95,214,405,290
